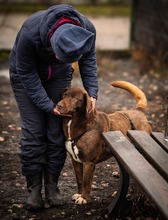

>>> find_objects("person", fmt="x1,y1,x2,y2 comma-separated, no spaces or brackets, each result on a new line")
9,4,98,210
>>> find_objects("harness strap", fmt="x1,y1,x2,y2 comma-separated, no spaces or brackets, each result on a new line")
71,141,78,160
119,112,136,130
70,131,86,161
73,132,86,144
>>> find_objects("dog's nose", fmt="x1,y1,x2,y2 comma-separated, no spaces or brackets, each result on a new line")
56,103,62,110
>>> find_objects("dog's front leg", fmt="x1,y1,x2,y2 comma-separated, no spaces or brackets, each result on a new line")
71,159,84,201
75,162,95,204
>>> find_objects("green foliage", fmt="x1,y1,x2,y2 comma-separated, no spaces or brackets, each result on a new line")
0,3,46,13
0,3,131,17
74,4,131,16
0,50,10,63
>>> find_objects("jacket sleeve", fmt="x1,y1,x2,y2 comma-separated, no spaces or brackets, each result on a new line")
78,31,98,99
16,29,54,113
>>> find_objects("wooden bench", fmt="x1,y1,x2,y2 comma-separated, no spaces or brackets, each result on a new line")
102,130,168,220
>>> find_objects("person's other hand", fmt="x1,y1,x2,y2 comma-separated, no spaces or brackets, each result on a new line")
90,97,96,111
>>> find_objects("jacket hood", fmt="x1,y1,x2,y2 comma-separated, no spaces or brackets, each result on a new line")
39,4,85,47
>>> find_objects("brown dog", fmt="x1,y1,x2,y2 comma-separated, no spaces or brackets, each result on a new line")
56,81,152,204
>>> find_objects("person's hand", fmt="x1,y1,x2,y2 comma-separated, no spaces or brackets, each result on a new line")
53,107,60,115
90,97,96,111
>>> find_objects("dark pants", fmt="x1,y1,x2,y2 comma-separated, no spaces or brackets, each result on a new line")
10,70,72,176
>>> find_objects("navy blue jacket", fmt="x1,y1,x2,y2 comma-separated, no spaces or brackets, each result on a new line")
9,4,98,113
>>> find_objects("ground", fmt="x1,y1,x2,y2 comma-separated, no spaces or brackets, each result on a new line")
0,55,167,220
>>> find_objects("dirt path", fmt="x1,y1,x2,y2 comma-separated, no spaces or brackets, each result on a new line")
0,56,167,219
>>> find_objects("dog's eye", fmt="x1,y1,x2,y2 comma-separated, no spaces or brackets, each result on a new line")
63,92,69,97
73,97,79,101
76,100,83,106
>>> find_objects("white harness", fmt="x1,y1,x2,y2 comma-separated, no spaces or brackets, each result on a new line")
65,119,82,163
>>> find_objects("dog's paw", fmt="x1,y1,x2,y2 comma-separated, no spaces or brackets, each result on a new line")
72,194,87,204
75,196,87,205
72,193,81,201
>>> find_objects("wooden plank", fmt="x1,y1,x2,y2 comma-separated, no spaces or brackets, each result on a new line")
151,132,168,153
127,130,168,181
102,131,168,220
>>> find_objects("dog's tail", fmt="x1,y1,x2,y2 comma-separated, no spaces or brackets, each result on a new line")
111,81,147,112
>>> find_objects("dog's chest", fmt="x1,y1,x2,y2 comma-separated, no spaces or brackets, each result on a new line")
65,119,82,163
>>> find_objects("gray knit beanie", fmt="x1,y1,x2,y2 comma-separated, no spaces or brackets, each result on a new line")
50,23,95,63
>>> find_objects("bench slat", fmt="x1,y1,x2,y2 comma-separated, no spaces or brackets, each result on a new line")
151,132,168,153
103,131,168,220
127,130,168,181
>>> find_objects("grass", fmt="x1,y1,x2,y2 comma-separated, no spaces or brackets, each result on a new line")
74,4,131,17
0,3,131,17
0,50,10,64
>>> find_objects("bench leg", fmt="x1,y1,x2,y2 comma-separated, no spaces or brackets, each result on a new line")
108,161,131,219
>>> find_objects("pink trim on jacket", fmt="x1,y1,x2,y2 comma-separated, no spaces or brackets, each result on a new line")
47,65,52,80
47,17,81,45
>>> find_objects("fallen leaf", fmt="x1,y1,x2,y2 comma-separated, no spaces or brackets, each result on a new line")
0,137,4,142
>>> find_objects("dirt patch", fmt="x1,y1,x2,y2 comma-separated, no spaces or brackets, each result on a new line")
0,56,167,219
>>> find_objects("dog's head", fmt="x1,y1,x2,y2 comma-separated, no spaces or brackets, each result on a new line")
56,88,94,117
